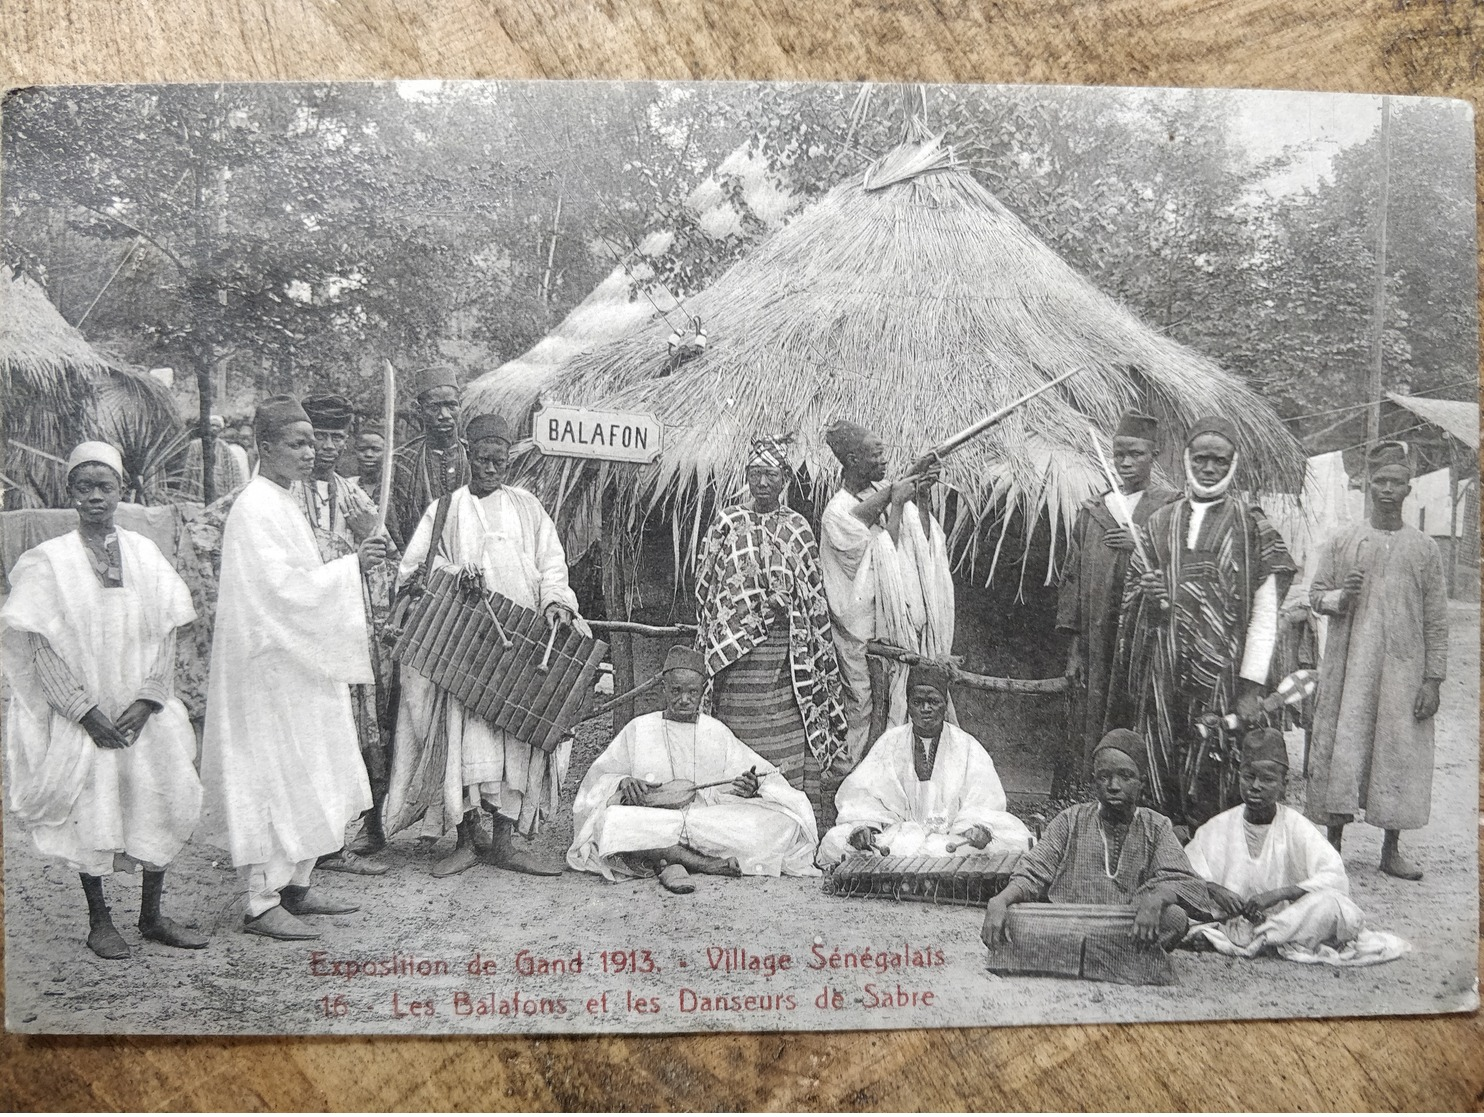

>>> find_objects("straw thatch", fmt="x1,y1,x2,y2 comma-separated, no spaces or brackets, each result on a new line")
487,131,1307,583
1,267,184,507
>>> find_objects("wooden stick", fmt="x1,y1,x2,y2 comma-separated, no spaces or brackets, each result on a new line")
578,671,665,722
538,623,560,674
371,360,397,538
586,620,699,637
865,641,1069,695
1087,423,1154,570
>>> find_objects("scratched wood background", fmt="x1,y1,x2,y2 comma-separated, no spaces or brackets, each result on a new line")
1,1,1482,1109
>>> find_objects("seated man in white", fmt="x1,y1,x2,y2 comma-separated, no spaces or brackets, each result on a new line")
1185,728,1403,964
568,646,820,894
816,662,1032,866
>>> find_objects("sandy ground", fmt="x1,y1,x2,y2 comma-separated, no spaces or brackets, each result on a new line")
4,605,1478,1036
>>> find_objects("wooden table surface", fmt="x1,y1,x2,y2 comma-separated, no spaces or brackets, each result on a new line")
2,1,1481,1109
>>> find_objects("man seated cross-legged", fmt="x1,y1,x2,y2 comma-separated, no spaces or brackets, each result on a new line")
815,662,1032,866
981,729,1210,956
567,646,819,894
1183,728,1406,965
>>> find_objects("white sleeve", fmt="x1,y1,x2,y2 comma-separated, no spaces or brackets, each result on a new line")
1239,573,1280,684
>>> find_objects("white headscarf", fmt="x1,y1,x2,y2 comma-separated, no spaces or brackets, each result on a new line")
65,440,125,482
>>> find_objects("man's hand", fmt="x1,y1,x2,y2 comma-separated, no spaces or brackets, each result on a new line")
114,699,159,740
1337,568,1366,612
544,603,575,631
1235,679,1265,725
1413,678,1442,721
80,706,131,750
1206,883,1246,918
980,896,1013,947
730,767,760,799
1065,639,1083,686
618,777,657,806
357,535,388,570
1131,893,1166,947
1138,571,1168,610
949,824,992,853
889,478,916,507
1103,525,1135,553
1240,889,1287,925
847,826,880,852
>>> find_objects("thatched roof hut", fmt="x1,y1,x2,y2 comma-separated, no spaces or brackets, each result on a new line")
483,130,1306,583
1,267,184,508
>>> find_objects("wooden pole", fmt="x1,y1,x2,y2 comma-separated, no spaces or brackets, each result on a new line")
601,488,636,728
1363,96,1393,485
1447,442,1460,597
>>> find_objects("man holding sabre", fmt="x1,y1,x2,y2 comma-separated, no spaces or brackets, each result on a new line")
1055,411,1179,791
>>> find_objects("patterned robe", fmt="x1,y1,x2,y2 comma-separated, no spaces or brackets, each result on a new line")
388,436,468,550
1109,496,1296,827
694,503,848,776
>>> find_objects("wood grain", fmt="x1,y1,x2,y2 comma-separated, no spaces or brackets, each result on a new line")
1,0,1481,1109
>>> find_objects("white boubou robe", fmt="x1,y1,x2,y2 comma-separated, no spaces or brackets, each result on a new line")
1185,804,1408,966
816,721,1032,865
389,484,581,836
199,476,373,869
567,711,820,879
819,487,955,764
1,529,200,875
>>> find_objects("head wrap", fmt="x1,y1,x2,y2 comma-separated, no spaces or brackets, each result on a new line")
1114,410,1159,444
412,365,460,400
253,395,312,442
356,421,386,441
824,419,873,466
662,645,707,677
1367,440,1412,478
747,435,790,471
301,393,355,431
1092,728,1148,781
1241,727,1289,769
208,414,226,433
1186,415,1239,450
465,413,512,447
66,441,124,482
905,660,951,698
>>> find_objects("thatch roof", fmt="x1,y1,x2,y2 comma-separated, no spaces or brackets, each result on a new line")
1,268,184,507
1386,392,1478,450
493,131,1306,582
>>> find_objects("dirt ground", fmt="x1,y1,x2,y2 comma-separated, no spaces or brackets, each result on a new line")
4,605,1477,1036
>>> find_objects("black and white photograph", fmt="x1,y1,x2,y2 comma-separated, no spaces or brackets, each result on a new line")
0,78,1477,1036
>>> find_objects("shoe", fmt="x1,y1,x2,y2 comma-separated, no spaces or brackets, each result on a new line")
86,922,131,960
490,841,565,877
657,863,695,895
281,885,360,916
316,849,389,876
431,842,480,878
139,917,208,949
243,906,321,940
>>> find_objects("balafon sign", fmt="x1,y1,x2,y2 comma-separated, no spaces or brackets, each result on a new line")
532,404,663,464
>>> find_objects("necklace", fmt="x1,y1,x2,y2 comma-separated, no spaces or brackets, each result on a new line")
1097,815,1129,878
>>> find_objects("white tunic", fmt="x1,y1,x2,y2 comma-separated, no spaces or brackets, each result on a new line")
199,476,372,867
1,530,199,874
567,712,819,879
818,487,955,762
816,722,1031,865
388,485,579,834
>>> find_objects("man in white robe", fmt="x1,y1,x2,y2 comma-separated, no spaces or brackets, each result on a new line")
568,647,819,894
818,419,955,765
385,412,586,878
2,442,205,959
200,396,386,941
816,663,1031,865
1185,729,1403,964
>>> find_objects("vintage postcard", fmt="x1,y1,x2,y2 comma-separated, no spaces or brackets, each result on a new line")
1,79,1477,1035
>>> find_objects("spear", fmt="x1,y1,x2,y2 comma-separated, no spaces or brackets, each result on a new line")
372,360,397,538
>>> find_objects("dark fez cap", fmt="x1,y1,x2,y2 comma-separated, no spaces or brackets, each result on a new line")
1367,440,1412,477
1186,414,1239,449
906,660,952,698
465,413,513,447
412,364,460,399
301,393,354,431
1242,727,1289,769
254,395,311,441
1114,410,1159,444
1092,728,1149,780
662,645,707,676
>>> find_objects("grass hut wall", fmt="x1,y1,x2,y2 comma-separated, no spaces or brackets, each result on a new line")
488,132,1307,799
1,268,184,509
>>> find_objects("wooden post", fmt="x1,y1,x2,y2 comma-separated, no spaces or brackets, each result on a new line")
1363,96,1392,493
601,488,636,728
1447,443,1461,597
